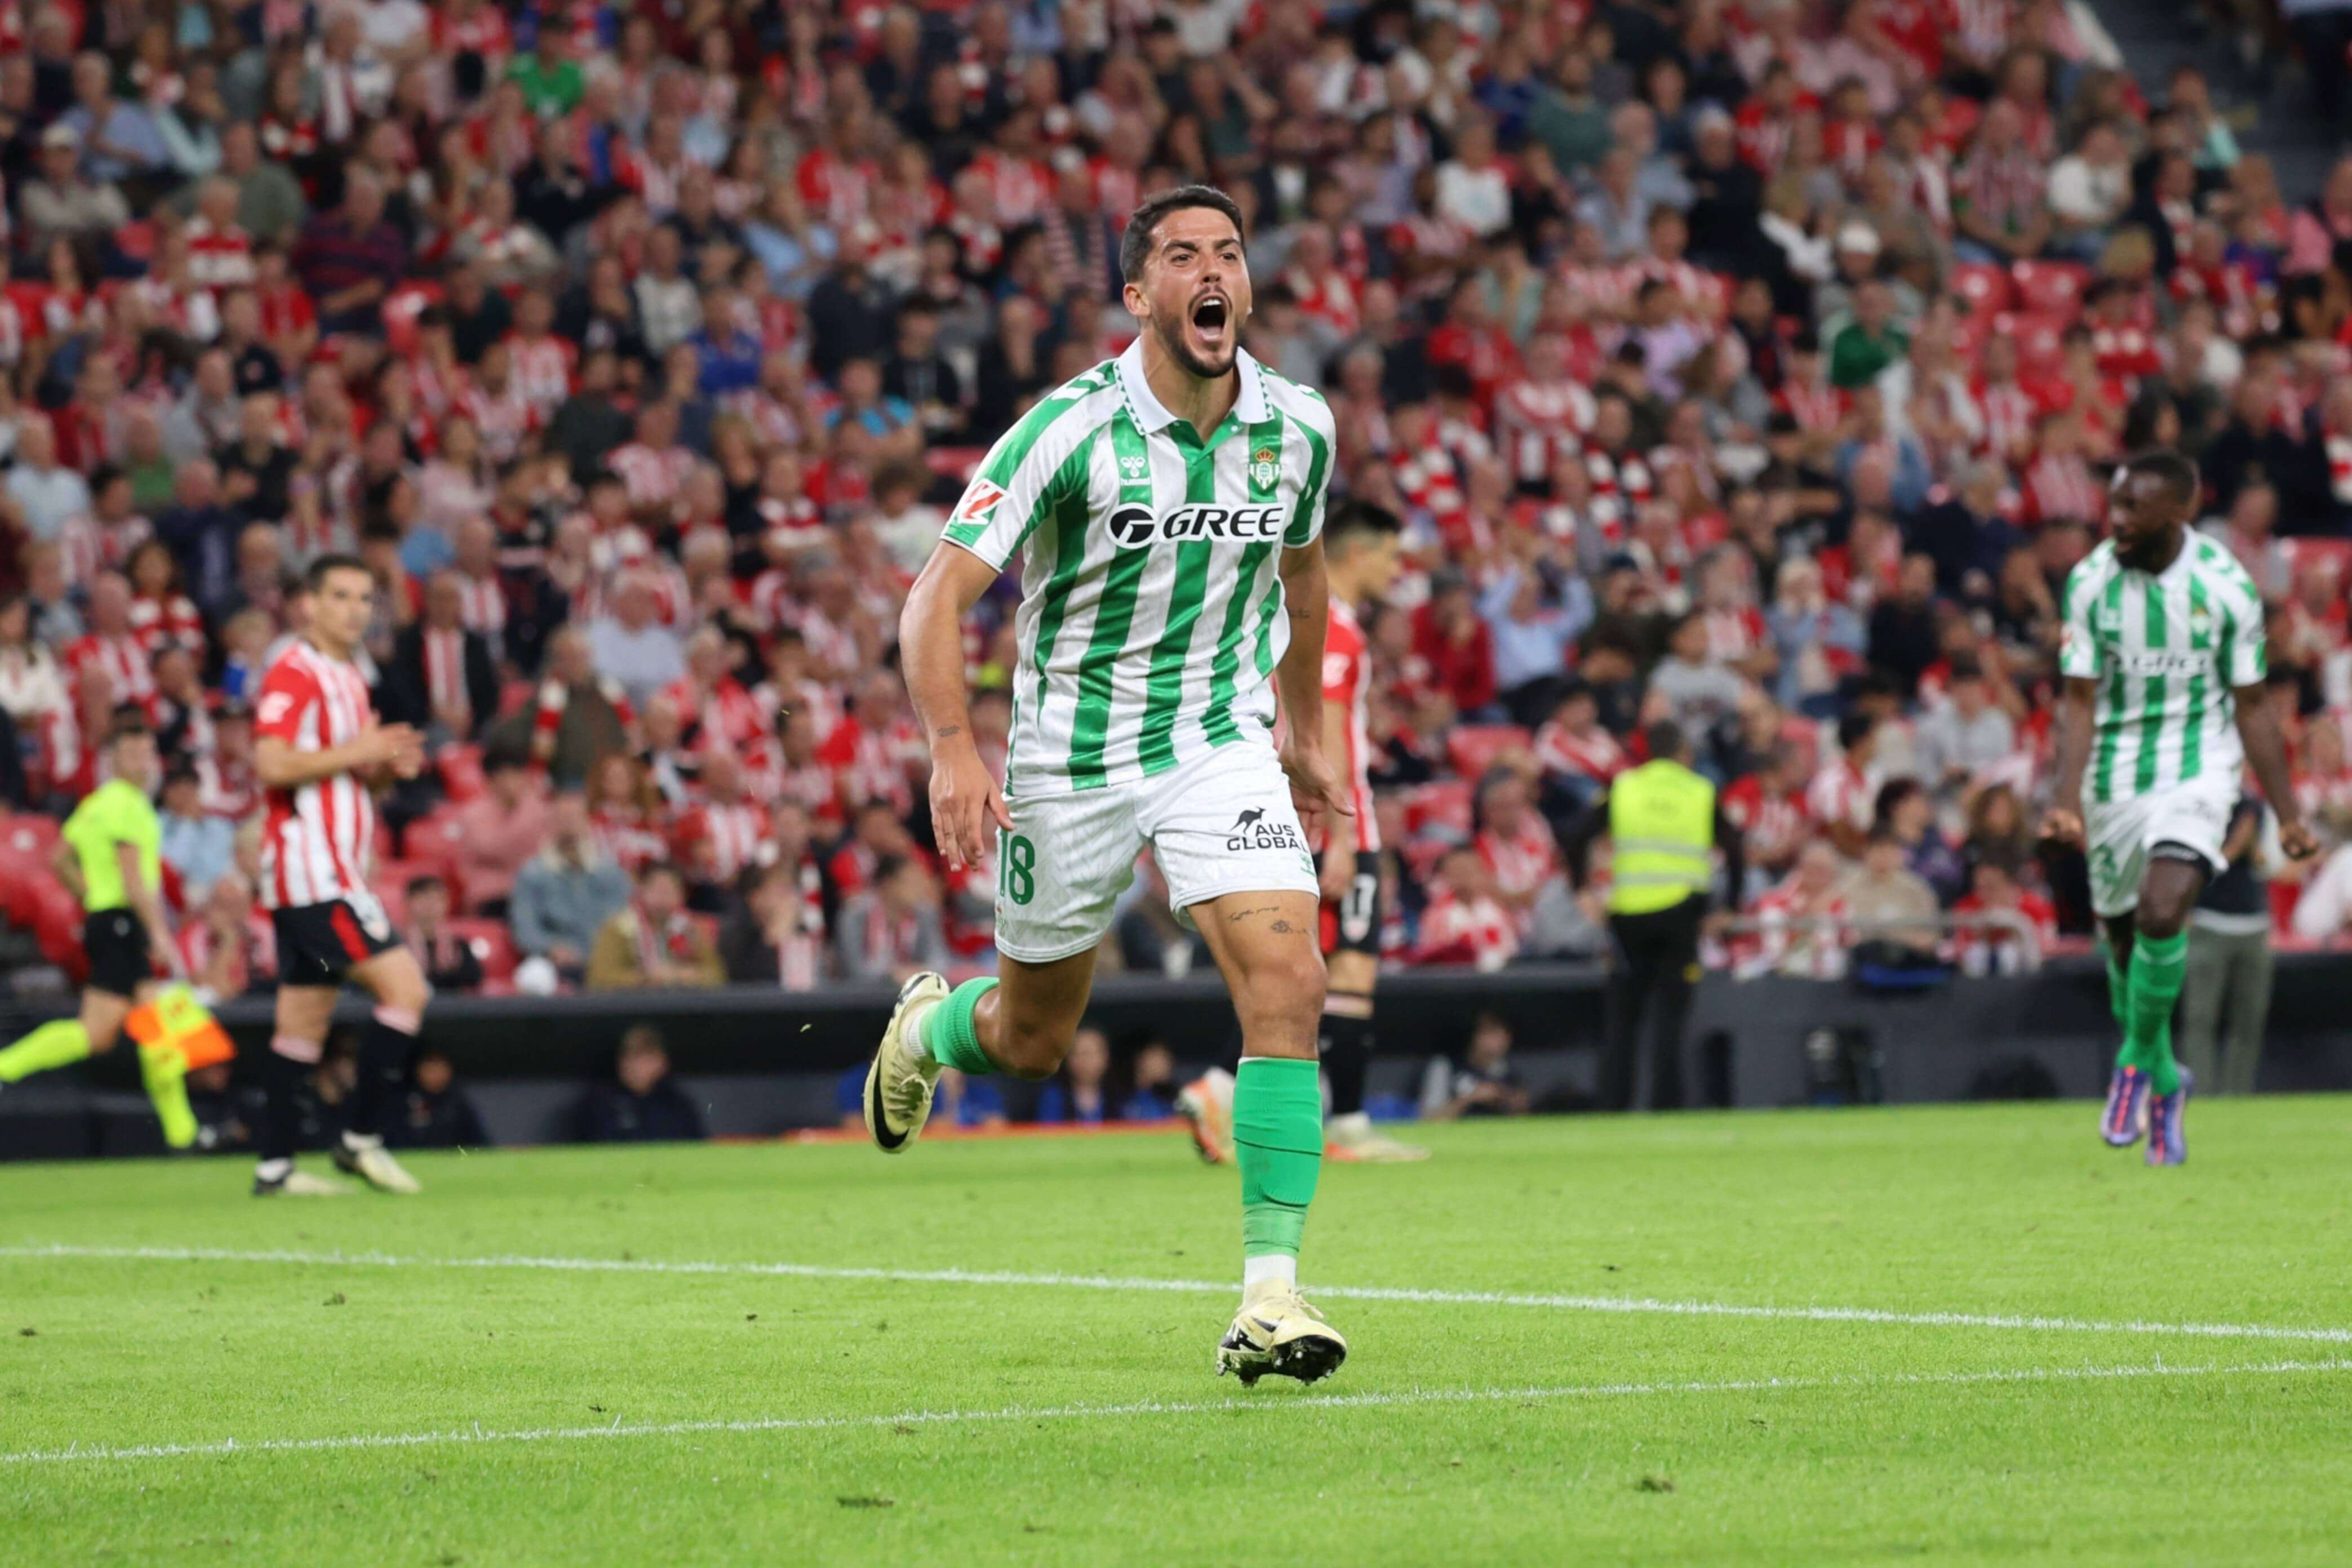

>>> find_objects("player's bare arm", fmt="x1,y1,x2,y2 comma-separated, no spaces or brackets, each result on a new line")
1317,687,1356,902
900,540,1013,872
2234,686,2320,860
2042,675,2097,845
114,841,180,980
48,837,83,903
1274,538,1350,837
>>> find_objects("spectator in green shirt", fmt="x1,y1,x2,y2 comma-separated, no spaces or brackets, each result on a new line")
1830,277,1909,390
0,712,199,1145
509,31,585,119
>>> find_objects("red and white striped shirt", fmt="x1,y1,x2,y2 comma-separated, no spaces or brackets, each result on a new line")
1493,377,1596,487
1477,819,1560,922
675,798,767,885
1533,721,1626,787
420,627,473,723
1414,889,1520,970
1321,599,1379,850
608,442,697,510
1721,773,1813,870
505,332,576,416
63,632,159,708
185,218,256,293
255,641,378,910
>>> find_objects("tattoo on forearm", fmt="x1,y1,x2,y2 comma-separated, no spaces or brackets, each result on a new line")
932,725,960,740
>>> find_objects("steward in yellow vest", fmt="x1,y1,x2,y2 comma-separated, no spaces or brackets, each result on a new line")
1564,719,1745,1111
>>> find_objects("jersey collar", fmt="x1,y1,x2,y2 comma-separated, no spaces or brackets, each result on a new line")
1115,335,1269,444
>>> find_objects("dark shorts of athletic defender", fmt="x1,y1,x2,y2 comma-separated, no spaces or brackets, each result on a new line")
273,898,398,987
82,908,154,998
1318,849,1383,960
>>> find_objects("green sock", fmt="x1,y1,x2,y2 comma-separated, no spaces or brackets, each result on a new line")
2125,931,2187,1096
2105,945,2138,1070
0,1019,91,1083
917,979,999,1076
139,1045,197,1150
1233,1057,1323,1262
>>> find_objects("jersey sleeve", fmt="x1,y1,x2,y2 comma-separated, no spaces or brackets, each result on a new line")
254,659,317,745
2057,559,2101,681
938,390,1099,571
1283,387,1338,548
2219,576,2267,688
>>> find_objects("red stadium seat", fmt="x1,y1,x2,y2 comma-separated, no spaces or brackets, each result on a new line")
1445,725,1532,779
1405,779,1476,840
2000,311,2069,375
449,918,517,986
439,744,487,802
2279,537,2352,584
2010,260,2089,319
0,812,59,863
1950,263,2014,317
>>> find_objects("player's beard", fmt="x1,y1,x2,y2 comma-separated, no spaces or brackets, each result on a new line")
1155,307,1236,383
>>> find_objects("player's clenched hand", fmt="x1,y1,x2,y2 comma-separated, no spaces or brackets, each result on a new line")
2039,803,2084,846
2280,817,2322,861
355,722,423,769
1280,739,1352,838
929,743,1012,872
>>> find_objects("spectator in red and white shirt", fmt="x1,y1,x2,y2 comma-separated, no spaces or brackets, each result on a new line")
1723,741,1815,901
1474,769,1562,934
1807,712,1883,858
1737,839,1853,979
1532,682,1627,806
1947,858,2057,976
1415,846,1521,971
673,746,768,890
185,176,257,293
62,573,158,712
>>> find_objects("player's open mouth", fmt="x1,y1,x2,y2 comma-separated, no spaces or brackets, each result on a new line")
1190,292,1230,347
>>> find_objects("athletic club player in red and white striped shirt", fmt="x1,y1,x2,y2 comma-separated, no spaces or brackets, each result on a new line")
1311,500,1422,1163
250,554,432,1198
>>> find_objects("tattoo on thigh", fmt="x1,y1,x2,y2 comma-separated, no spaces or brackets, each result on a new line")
1268,918,1296,933
1226,905,1281,922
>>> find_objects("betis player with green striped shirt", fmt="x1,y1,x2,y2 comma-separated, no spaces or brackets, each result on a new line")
2044,451,2317,1165
868,185,1356,1385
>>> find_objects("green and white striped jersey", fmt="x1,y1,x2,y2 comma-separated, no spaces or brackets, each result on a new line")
940,340,1336,798
2058,533,2266,805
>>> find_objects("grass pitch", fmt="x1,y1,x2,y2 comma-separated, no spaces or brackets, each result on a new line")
8,1099,2352,1566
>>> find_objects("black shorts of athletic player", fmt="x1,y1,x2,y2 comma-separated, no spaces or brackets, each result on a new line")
1318,849,1383,958
273,898,399,987
82,908,154,998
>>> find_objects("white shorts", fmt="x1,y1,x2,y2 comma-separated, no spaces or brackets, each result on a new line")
2084,776,2235,919
993,743,1321,963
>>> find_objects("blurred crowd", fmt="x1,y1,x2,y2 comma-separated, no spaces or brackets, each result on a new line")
8,0,2352,1001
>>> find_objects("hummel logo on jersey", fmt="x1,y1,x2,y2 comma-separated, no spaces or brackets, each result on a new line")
1120,452,1149,478
953,479,1006,526
1106,502,1291,548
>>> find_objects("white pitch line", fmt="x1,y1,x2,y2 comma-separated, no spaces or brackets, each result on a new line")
9,1242,2352,1347
7,1357,2350,1468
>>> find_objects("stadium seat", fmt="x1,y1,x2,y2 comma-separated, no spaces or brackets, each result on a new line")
440,744,487,802
449,918,517,987
2279,538,2352,583
1405,778,1476,840
2001,311,2070,376
1950,263,2014,317
0,812,59,863
1446,725,1532,779
2010,260,2089,319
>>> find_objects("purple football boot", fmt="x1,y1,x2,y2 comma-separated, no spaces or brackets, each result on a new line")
2100,1064,2150,1148
2146,1069,2190,1167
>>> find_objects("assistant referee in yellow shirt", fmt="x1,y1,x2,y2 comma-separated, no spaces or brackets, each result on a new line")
0,712,197,1144
1565,719,1745,1112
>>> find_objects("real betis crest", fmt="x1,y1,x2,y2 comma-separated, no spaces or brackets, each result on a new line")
1250,445,1279,489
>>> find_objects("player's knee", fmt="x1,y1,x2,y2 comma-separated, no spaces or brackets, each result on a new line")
1237,950,1326,1030
993,1014,1068,1081
2134,900,2189,941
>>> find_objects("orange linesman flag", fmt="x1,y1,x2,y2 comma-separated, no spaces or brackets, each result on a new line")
124,986,236,1072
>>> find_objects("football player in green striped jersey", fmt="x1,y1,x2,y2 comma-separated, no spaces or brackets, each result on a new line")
2043,450,2316,1164
872,185,1354,1384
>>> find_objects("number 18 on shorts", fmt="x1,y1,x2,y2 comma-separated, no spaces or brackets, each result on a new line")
992,744,1321,963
